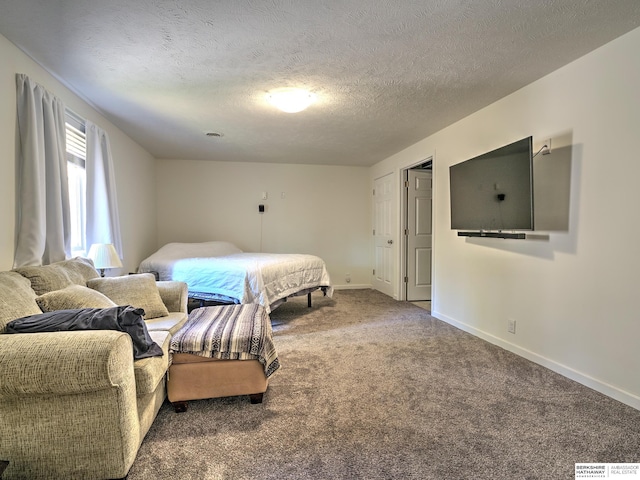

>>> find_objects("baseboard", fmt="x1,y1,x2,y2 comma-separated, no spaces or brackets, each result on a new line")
432,309,640,411
332,284,372,290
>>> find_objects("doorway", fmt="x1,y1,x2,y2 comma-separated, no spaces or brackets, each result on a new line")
403,161,432,302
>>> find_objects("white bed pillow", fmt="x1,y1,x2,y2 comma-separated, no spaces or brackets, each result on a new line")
146,241,243,260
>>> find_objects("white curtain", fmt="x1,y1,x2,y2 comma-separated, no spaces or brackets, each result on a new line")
14,74,70,267
85,121,123,257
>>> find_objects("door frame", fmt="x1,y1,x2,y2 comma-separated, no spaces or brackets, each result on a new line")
399,157,434,302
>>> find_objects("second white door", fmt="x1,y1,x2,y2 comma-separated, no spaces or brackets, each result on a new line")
406,169,432,301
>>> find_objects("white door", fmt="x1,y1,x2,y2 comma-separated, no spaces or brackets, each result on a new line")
373,173,394,297
406,169,432,301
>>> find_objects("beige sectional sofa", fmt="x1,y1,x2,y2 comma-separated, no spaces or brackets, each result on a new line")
0,258,188,479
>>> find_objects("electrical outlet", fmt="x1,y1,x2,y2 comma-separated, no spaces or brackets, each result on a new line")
508,319,516,334
345,273,351,283
542,138,552,155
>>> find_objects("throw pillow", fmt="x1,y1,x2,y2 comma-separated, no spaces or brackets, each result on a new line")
87,273,169,319
0,271,42,333
6,306,163,360
13,257,100,296
36,285,117,312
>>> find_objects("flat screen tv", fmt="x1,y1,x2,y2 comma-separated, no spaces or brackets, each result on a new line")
449,136,534,233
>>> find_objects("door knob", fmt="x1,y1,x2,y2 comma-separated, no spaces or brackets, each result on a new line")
387,240,393,244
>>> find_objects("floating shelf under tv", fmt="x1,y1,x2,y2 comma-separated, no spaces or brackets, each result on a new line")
458,231,527,239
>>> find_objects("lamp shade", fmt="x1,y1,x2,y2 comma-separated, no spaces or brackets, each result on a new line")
87,243,123,271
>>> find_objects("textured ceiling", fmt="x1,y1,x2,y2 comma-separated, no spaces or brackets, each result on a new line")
1,0,640,166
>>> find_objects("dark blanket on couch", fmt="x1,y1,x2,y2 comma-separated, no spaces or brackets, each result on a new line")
6,305,163,360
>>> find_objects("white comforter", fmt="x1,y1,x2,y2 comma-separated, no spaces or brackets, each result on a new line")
139,242,333,312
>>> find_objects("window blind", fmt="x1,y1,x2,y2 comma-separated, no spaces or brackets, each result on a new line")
65,112,86,166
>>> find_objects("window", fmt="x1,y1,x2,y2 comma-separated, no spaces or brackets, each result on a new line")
65,112,86,257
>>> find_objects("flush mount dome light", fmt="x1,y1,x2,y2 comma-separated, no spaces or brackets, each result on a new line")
267,88,316,113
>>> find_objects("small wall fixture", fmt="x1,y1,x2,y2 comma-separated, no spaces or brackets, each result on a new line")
267,88,316,113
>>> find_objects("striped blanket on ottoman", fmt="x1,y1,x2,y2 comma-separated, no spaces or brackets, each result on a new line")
170,304,280,378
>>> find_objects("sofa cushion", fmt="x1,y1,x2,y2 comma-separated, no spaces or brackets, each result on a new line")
0,271,42,333
87,273,169,320
13,257,100,296
134,330,171,395
144,311,188,335
36,285,117,312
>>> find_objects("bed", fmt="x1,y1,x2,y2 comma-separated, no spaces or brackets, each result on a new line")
138,241,333,313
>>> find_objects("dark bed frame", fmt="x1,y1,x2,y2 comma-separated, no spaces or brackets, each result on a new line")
189,286,330,312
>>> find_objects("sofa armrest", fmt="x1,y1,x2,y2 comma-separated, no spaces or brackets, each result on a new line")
157,280,188,313
0,330,134,396
0,330,140,478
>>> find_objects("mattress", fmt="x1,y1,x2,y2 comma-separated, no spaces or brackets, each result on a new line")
139,241,333,312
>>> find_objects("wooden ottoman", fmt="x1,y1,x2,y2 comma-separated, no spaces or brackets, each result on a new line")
167,304,280,412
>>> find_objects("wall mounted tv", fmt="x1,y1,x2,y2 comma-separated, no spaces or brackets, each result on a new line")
449,136,533,239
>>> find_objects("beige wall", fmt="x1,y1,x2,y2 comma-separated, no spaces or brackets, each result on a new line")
372,27,640,408
156,159,372,288
0,33,158,273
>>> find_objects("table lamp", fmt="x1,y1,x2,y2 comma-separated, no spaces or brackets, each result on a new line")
87,243,123,277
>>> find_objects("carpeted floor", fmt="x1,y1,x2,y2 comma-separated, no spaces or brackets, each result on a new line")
127,289,640,479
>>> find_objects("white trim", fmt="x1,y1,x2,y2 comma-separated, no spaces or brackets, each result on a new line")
333,283,372,291
65,107,85,130
399,156,433,302
432,309,640,411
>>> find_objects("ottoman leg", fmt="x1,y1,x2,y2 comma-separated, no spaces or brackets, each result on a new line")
172,401,189,413
249,393,264,404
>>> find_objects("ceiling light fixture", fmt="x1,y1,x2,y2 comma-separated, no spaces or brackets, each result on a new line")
267,88,316,113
